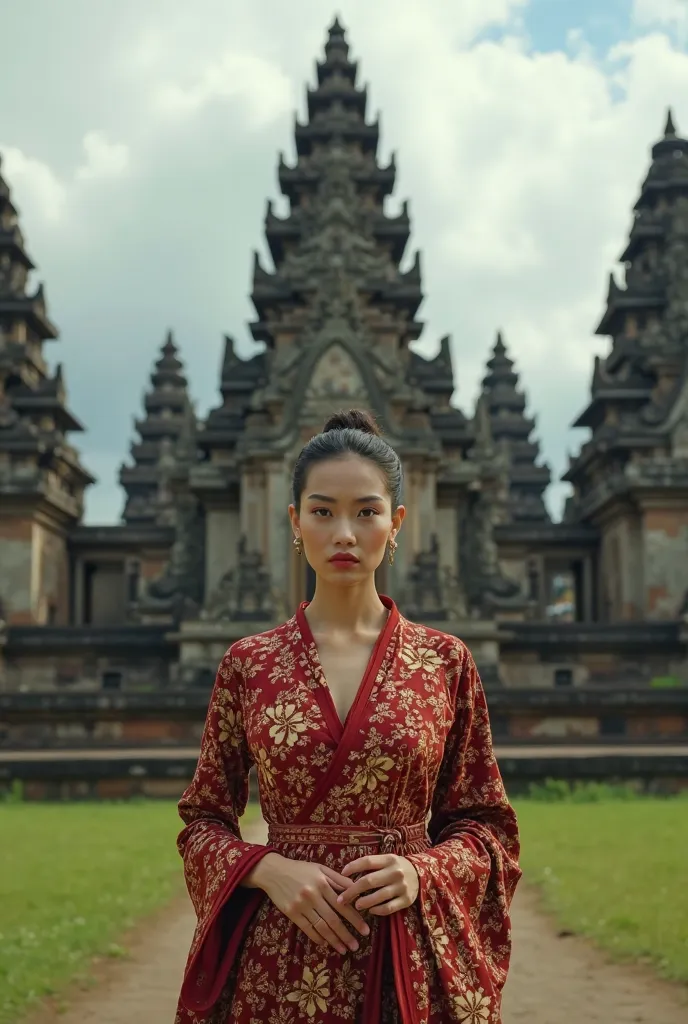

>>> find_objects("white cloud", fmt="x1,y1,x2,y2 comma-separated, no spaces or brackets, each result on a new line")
0,147,66,223
153,51,294,128
0,131,130,233
76,131,130,182
354,0,528,50
632,0,688,31
4,1,688,523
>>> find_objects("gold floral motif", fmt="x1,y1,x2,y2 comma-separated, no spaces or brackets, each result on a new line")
430,924,450,955
218,708,242,747
399,645,444,674
349,754,394,794
265,703,308,747
453,988,492,1023
255,748,278,789
333,959,363,1000
285,964,330,1017
268,1006,296,1024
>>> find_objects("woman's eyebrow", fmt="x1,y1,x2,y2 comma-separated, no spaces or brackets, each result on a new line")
306,494,385,503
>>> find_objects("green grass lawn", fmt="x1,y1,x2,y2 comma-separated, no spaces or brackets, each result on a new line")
516,799,688,985
1,799,685,1022
0,801,263,1024
0,802,186,1023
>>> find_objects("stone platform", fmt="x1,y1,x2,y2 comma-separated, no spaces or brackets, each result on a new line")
1,742,687,800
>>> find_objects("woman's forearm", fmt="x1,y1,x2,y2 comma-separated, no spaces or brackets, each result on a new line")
240,851,285,890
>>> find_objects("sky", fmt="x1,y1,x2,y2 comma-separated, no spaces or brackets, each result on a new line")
2,0,688,524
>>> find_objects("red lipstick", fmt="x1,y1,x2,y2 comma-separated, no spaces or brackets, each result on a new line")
329,553,360,565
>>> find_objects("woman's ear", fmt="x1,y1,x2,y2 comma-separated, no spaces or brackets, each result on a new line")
288,503,300,536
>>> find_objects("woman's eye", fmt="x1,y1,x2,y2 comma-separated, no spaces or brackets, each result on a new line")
359,508,379,517
311,508,331,517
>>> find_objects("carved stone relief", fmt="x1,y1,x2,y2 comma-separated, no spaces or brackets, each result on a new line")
202,535,274,622
300,343,369,423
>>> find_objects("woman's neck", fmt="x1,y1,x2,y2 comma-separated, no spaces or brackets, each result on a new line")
305,579,387,634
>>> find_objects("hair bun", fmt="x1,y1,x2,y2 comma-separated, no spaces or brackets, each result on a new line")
322,408,382,437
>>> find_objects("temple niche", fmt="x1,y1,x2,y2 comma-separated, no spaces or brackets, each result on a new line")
301,344,370,421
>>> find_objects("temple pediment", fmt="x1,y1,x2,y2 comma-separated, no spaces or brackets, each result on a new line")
302,342,369,410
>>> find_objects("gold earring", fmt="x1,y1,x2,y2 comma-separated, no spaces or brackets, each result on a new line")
293,536,302,556
388,537,397,566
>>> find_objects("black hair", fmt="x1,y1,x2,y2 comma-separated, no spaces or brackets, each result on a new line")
292,409,403,510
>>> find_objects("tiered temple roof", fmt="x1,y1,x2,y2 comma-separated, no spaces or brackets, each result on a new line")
201,334,267,451
481,332,550,521
565,110,688,513
119,331,193,522
0,155,92,518
249,17,422,341
201,17,468,457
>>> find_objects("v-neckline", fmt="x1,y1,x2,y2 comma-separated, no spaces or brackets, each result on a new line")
296,595,399,741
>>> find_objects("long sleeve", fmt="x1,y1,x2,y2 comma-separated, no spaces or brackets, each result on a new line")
405,646,521,1024
176,649,273,1017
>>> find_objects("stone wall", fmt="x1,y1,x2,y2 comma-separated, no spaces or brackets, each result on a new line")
0,517,33,623
4,686,687,751
37,523,70,624
495,713,688,740
644,508,688,618
599,513,644,620
0,519,71,626
89,564,127,625
1,653,171,693
204,508,240,601
3,754,686,801
502,649,688,688
2,714,202,750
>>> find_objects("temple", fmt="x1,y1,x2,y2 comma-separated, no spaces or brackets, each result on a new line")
0,21,686,796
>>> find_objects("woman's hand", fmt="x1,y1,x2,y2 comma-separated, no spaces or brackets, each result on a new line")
337,854,419,915
244,852,371,953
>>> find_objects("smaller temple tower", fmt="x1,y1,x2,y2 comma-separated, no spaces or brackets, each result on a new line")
565,110,688,621
0,156,93,625
480,331,551,523
119,331,193,524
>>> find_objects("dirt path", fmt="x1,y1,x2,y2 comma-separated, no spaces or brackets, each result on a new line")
501,887,687,1023
26,821,687,1024
22,894,196,1024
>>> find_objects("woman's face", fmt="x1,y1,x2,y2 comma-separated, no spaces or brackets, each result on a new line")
289,454,405,587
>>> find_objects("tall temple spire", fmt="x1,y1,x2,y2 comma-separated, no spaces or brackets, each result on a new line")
176,18,519,626
480,331,550,522
565,110,688,518
664,107,677,139
202,16,462,458
251,12,420,354
119,331,194,523
0,155,93,518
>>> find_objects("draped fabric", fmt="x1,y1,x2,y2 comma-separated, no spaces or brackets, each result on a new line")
174,598,521,1023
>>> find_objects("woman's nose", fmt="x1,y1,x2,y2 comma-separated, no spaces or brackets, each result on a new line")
332,519,356,543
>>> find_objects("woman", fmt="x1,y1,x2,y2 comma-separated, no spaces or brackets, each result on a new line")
174,409,521,1024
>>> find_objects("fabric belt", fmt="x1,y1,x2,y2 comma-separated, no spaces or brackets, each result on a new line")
266,820,430,855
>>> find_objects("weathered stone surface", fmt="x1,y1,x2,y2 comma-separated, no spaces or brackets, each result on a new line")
644,510,688,618
1,29,688,723
0,524,32,622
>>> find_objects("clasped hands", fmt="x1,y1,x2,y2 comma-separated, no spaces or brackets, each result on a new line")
251,851,419,954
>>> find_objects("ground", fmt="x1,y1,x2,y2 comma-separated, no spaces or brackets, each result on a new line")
21,819,688,1024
